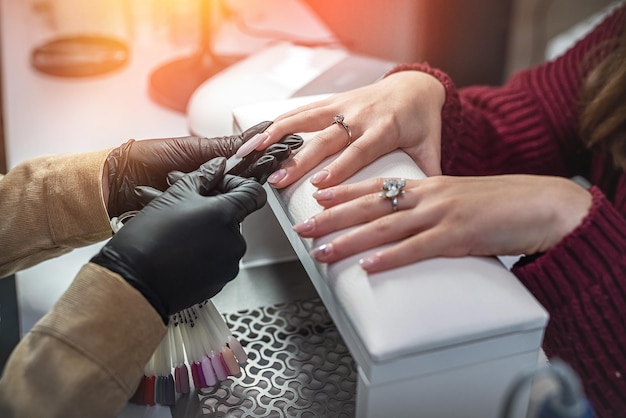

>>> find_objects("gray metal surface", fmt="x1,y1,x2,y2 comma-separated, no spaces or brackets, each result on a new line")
174,298,357,417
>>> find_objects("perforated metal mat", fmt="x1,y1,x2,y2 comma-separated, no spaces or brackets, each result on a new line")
194,298,357,417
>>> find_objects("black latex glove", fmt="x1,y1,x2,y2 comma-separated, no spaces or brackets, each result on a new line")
91,157,266,324
134,133,304,204
229,134,303,183
106,121,272,218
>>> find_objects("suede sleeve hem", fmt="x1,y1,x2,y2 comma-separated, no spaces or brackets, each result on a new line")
44,149,113,245
0,263,166,418
36,263,166,388
0,150,113,276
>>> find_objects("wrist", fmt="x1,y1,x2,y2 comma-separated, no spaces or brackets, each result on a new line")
550,179,593,247
91,246,169,324
513,186,624,288
102,160,110,209
386,62,462,149
105,139,136,218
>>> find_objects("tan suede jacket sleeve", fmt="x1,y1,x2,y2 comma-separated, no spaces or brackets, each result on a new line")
0,150,112,276
0,151,166,418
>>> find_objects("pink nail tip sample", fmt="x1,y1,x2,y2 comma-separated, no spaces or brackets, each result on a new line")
228,336,248,364
223,347,241,376
202,356,217,386
211,352,229,381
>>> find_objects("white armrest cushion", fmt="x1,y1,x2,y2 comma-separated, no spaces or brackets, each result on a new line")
233,97,548,363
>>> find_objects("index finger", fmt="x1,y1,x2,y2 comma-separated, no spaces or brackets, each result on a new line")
261,100,337,149
268,123,394,189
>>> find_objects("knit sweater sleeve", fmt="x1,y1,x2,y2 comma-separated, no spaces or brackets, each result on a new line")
387,5,626,179
386,5,626,416
513,187,626,417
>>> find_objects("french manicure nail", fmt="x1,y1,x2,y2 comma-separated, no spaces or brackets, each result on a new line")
313,189,333,201
311,243,333,260
310,170,328,185
236,132,269,158
267,168,286,184
359,254,381,270
293,218,315,233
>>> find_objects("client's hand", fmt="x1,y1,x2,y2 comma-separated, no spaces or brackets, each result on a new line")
91,157,266,323
293,174,593,273
105,121,272,217
260,71,446,189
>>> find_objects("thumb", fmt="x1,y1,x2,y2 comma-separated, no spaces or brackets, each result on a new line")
166,170,186,186
405,144,443,177
240,121,272,142
153,157,226,203
197,157,227,195
420,159,443,177
217,174,267,222
133,185,162,207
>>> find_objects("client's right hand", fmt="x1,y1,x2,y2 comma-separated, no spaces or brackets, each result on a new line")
91,157,266,324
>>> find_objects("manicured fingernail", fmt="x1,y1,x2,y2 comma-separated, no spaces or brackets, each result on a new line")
359,254,381,271
311,243,333,261
313,189,333,201
236,132,269,158
310,170,328,185
293,218,315,234
267,169,286,184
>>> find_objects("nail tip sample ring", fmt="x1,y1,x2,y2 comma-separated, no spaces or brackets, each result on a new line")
332,114,352,146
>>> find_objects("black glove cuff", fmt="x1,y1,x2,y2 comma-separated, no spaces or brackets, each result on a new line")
91,247,169,325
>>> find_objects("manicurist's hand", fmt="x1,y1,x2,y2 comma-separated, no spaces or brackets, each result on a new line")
92,157,266,323
293,174,593,273
260,71,446,189
133,133,304,204
105,121,272,217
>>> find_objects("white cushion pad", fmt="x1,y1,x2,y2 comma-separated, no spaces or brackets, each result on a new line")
233,96,548,363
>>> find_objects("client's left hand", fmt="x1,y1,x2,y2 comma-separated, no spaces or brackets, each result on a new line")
260,71,446,189
293,174,592,273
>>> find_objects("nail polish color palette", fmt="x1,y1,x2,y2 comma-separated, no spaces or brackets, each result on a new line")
111,213,248,407
130,299,248,406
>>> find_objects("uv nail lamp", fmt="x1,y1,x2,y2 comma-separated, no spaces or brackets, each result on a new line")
232,96,549,418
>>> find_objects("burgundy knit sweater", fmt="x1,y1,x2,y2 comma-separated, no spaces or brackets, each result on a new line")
391,5,626,417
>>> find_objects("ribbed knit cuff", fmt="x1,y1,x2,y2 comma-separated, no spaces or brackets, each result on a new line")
385,63,462,165
512,186,625,288
512,186,626,417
